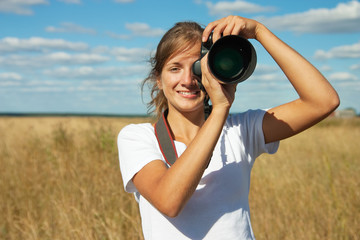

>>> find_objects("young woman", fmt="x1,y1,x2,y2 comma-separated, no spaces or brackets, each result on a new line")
118,16,339,240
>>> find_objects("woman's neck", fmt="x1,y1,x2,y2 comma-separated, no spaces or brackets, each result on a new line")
166,108,205,145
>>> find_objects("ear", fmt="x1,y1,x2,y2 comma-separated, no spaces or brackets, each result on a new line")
157,76,163,90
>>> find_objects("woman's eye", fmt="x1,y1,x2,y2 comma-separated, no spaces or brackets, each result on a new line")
170,67,179,72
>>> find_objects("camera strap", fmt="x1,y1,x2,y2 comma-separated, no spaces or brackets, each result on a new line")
154,109,178,166
154,108,212,168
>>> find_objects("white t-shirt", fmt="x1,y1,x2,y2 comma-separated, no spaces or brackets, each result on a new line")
117,110,279,240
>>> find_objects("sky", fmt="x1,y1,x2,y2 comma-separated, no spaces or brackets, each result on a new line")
0,0,359,115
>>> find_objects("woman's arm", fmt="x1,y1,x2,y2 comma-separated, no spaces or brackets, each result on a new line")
132,107,229,218
203,15,340,143
256,24,339,143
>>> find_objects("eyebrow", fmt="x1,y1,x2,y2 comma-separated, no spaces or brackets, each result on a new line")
167,62,182,66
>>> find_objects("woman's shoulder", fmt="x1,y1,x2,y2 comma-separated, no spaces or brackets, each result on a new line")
118,122,154,139
227,109,267,126
120,122,153,132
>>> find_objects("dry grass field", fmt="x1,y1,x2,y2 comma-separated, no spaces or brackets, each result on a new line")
0,116,359,240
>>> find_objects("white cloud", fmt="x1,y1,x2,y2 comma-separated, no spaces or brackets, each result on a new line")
91,46,110,54
111,47,152,62
252,64,278,74
105,31,130,40
27,80,70,86
319,65,332,72
107,23,165,40
0,0,48,15
328,72,358,81
314,41,360,60
46,52,109,64
205,0,275,16
125,23,165,37
114,0,135,3
19,86,64,93
46,22,96,35
0,52,108,68
350,63,360,70
257,1,360,33
0,81,21,87
43,65,148,79
0,72,22,81
0,37,88,53
58,0,81,4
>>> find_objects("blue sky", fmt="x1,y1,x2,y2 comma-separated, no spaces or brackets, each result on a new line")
0,0,359,115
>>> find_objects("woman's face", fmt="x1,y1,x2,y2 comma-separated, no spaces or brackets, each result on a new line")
157,42,206,115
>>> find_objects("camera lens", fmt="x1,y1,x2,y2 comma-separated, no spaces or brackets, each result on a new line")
192,34,256,85
212,47,244,80
207,35,256,84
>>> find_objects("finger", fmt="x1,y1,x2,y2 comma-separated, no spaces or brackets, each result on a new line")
222,22,235,36
232,22,244,36
202,20,219,42
212,23,227,42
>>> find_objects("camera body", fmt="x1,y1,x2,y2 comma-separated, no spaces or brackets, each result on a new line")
192,33,257,85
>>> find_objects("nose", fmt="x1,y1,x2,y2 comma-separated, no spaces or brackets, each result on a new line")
181,68,197,87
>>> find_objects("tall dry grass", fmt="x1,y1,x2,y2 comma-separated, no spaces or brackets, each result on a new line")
251,118,360,240
0,116,359,240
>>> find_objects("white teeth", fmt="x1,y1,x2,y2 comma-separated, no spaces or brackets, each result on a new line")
179,91,197,95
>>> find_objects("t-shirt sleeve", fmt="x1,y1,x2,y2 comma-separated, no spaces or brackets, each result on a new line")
249,109,279,156
117,124,164,193
228,109,279,165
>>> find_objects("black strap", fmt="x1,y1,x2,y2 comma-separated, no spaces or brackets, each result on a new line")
154,109,178,166
154,109,211,168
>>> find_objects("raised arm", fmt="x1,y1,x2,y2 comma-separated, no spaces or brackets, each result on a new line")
256,21,339,143
203,16,340,143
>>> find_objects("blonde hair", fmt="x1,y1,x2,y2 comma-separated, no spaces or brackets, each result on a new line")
141,21,203,119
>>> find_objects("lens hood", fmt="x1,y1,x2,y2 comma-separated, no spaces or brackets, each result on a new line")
193,34,257,85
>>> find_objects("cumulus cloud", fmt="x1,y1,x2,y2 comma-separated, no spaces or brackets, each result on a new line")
105,31,131,40
252,64,278,75
328,72,358,81
314,41,360,60
205,0,275,16
125,23,166,37
43,65,147,79
0,72,22,81
0,0,48,15
46,22,96,35
45,52,109,64
107,23,165,39
111,47,152,62
57,0,81,4
350,63,360,70
0,37,88,53
318,65,333,72
114,0,135,3
257,1,360,33
0,52,108,69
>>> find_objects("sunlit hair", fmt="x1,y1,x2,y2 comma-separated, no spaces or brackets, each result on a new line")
141,21,203,119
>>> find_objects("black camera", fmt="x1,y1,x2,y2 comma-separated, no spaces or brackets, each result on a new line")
192,33,257,85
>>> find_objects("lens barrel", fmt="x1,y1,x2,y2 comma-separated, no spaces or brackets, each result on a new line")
193,35,256,85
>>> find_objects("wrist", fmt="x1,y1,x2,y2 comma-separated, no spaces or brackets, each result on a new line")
210,105,230,118
254,23,267,41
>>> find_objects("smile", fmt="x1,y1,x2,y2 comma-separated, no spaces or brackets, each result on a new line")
178,91,198,96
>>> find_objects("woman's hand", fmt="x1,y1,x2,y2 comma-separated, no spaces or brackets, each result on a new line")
200,54,237,112
200,16,261,112
202,15,261,43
